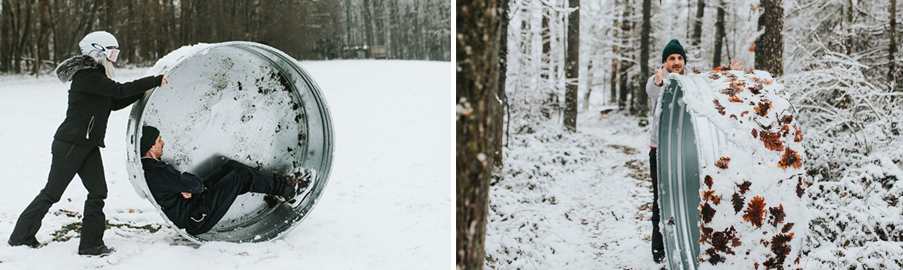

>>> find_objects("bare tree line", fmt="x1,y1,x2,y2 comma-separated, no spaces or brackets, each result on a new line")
0,0,450,75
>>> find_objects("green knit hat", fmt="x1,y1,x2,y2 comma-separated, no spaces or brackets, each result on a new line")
662,39,687,64
140,126,160,155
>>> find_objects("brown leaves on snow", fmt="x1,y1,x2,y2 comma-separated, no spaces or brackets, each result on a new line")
738,181,752,194
763,233,795,269
714,99,726,115
796,177,807,198
702,190,722,205
782,223,795,233
721,82,745,97
728,96,743,103
778,147,802,170
754,100,772,116
743,196,767,228
716,157,731,169
700,203,716,223
768,204,786,227
705,175,714,189
732,192,744,214
759,130,784,151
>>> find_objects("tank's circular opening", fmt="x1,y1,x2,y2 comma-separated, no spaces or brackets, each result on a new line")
125,42,334,243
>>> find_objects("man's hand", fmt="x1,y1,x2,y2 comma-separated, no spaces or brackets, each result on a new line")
653,65,666,86
729,59,744,70
181,192,192,199
160,74,169,87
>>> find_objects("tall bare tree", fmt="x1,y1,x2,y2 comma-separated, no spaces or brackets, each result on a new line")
563,0,579,132
691,0,705,46
456,0,503,269
713,0,725,68
889,0,898,90
638,0,651,123
755,0,783,76
617,1,632,111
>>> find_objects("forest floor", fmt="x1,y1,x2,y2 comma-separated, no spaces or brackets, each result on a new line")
484,109,666,269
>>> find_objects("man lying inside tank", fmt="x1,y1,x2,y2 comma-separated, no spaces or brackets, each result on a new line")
138,125,314,235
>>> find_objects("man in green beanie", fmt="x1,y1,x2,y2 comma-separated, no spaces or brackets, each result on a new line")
644,39,743,263
139,125,314,235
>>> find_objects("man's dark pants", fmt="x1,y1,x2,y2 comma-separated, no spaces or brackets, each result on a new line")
10,140,107,250
188,160,286,234
650,148,665,260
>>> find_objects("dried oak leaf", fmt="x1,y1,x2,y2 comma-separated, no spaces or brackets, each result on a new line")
716,157,731,169
701,223,714,241
768,204,786,227
728,96,743,103
722,82,745,97
796,178,806,198
751,128,758,138
749,83,764,95
778,147,802,170
781,114,793,124
712,195,722,205
701,203,716,223
754,100,772,116
780,124,790,137
705,248,726,265
705,175,714,189
732,237,742,247
738,181,752,194
764,233,794,268
732,192,744,214
730,114,738,119
743,196,766,228
759,130,784,151
782,222,795,233
713,99,726,115
710,73,721,80
794,129,803,142
702,190,716,201
741,111,750,117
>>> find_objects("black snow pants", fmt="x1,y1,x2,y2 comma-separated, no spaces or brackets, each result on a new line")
9,140,108,250
650,148,665,259
187,160,287,234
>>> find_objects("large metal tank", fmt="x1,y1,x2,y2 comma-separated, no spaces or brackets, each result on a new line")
656,71,808,269
124,42,334,243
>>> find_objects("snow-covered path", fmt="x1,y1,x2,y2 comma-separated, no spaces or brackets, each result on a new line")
485,111,664,269
0,60,450,269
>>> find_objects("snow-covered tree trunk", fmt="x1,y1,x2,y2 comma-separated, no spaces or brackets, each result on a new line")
691,0,705,47
563,0,579,132
638,0,651,122
456,0,503,268
890,0,898,90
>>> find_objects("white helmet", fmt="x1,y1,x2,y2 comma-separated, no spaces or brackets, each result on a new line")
79,31,120,62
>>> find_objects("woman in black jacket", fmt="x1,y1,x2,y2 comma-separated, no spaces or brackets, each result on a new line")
6,31,168,256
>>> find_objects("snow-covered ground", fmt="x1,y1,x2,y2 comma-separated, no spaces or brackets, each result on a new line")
485,111,663,269
0,60,450,269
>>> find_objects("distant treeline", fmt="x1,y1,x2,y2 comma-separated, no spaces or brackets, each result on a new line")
0,0,451,75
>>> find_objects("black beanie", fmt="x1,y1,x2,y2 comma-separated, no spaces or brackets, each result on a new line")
140,126,160,155
662,39,687,64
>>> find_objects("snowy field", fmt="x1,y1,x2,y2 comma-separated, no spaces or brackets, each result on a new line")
0,60,451,269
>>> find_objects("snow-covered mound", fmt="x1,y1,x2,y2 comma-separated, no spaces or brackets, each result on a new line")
660,68,809,269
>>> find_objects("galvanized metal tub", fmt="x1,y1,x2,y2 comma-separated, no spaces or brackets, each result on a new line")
124,42,334,243
656,72,807,269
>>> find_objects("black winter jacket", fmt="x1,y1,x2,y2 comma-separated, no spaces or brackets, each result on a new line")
54,55,163,147
141,158,209,234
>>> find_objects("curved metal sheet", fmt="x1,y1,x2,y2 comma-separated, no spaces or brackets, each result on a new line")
124,42,334,243
656,72,808,269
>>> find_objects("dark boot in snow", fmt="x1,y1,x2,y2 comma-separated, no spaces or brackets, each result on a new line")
78,245,115,257
8,237,41,248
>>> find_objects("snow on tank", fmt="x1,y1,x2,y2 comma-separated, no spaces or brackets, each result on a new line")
124,42,334,243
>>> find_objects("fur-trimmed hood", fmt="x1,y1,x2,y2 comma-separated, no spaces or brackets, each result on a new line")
56,55,101,82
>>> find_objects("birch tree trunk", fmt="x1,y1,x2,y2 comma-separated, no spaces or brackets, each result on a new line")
563,0,579,132
456,0,502,268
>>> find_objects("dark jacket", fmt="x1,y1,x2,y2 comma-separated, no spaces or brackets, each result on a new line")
54,55,163,147
141,158,209,233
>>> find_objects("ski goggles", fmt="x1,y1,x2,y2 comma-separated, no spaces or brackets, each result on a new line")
92,43,120,62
